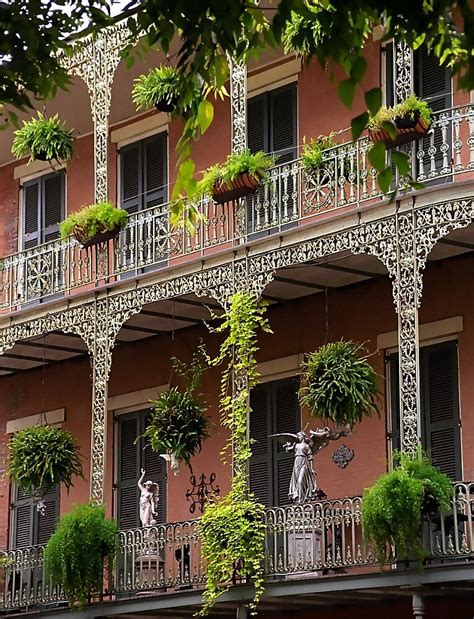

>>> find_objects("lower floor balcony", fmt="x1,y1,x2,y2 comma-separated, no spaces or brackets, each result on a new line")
3,483,474,613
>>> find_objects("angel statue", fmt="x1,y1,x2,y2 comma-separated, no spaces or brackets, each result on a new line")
138,468,159,527
270,426,350,504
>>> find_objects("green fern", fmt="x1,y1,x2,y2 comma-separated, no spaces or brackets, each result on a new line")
11,112,74,163
59,201,127,241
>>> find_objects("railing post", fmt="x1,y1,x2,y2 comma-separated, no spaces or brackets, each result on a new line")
412,591,424,619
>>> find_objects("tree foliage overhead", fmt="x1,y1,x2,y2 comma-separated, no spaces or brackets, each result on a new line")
2,1,473,209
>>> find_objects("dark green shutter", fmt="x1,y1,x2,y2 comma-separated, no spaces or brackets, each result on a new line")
121,143,142,216
421,341,461,480
11,485,59,549
43,173,64,242
249,377,300,507
269,85,297,163
247,94,268,154
249,384,272,507
273,377,300,506
144,134,167,209
23,179,41,250
389,341,461,479
116,409,167,529
384,42,395,107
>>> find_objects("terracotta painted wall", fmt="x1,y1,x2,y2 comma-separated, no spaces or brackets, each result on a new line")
1,251,474,550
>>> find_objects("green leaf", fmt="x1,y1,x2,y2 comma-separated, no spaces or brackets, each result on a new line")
377,166,393,193
364,88,382,116
351,111,369,141
381,120,397,139
350,56,367,83
368,142,386,171
197,100,214,134
338,78,356,109
391,151,410,177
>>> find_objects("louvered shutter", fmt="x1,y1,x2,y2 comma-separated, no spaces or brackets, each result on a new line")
272,377,300,506
247,94,268,154
249,384,272,507
43,173,64,242
388,352,401,453
143,413,167,524
121,143,142,215
415,46,452,178
269,85,297,163
421,341,461,480
36,486,59,545
22,179,41,250
117,413,140,529
144,134,167,209
13,497,33,549
384,42,395,107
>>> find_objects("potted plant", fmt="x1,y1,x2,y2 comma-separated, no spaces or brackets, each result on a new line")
142,343,210,474
299,340,379,429
367,95,433,149
44,503,118,608
8,425,84,495
198,150,275,204
59,201,128,248
301,133,338,172
11,112,74,163
362,450,453,564
199,490,265,616
132,65,199,115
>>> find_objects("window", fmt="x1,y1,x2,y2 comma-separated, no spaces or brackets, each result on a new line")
22,172,65,250
388,340,461,480
115,409,167,529
246,84,298,233
249,376,301,507
120,133,167,216
247,83,297,163
10,485,59,549
119,133,168,270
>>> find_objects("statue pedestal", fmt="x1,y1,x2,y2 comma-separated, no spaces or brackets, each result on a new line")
134,554,165,591
287,529,322,576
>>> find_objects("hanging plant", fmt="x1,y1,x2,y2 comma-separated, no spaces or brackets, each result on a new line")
362,450,453,564
142,343,210,473
59,201,127,248
367,95,432,149
44,503,118,608
197,150,276,205
11,112,74,163
299,340,379,428
199,292,271,615
132,65,200,115
8,425,84,495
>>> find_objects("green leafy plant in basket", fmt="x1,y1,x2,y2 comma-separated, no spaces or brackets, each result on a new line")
197,149,276,204
362,449,453,564
44,503,118,608
8,425,84,495
299,340,379,428
142,342,210,473
11,112,74,163
132,65,200,115
59,201,127,247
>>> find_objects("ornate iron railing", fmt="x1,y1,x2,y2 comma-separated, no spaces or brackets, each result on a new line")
2,484,473,611
0,105,473,310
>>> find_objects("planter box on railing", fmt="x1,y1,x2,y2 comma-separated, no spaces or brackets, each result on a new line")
368,111,431,149
212,173,261,204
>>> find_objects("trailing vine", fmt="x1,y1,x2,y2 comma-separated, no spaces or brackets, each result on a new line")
199,292,271,615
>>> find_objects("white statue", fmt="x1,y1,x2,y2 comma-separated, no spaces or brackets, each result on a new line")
138,468,159,527
271,426,351,504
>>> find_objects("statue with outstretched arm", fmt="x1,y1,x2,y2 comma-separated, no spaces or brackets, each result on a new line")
138,468,159,527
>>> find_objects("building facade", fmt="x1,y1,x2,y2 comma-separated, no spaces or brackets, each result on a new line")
0,20,473,619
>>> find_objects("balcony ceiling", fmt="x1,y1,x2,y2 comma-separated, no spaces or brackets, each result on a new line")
1,224,472,377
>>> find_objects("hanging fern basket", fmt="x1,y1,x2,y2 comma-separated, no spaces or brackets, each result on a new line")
299,340,379,428
8,425,84,494
72,224,122,248
59,202,127,249
212,172,262,204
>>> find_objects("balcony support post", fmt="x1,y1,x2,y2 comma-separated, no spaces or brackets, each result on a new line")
60,24,131,203
229,57,248,155
412,591,424,618
395,208,422,453
394,40,414,103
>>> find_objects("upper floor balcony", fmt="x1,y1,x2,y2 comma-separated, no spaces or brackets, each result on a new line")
3,482,474,613
1,103,473,314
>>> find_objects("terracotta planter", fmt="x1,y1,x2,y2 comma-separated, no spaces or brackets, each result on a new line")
73,224,122,249
212,172,261,204
368,110,431,149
